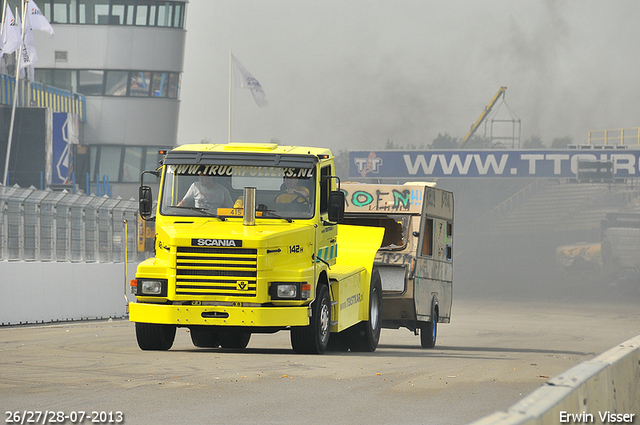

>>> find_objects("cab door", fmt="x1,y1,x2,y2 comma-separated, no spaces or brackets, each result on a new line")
316,164,338,265
414,188,453,323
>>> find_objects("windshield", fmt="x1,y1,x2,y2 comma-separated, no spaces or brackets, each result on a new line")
159,164,315,220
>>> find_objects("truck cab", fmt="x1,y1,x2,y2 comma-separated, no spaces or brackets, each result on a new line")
130,143,384,354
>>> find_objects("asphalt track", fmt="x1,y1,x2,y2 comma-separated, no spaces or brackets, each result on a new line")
1,292,639,425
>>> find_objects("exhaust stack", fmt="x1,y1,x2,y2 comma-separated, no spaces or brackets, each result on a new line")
243,187,256,226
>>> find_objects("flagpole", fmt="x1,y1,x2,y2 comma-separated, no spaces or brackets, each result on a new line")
3,3,26,186
228,47,232,143
0,0,7,78
1,0,7,38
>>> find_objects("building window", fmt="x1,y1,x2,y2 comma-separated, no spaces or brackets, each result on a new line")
105,70,129,96
167,73,179,99
35,0,185,28
51,0,77,24
122,146,143,182
144,148,162,171
52,69,75,91
78,70,104,95
129,71,151,97
88,145,170,183
79,0,110,24
35,69,76,92
151,72,169,97
97,145,123,182
35,69,180,99
111,0,136,25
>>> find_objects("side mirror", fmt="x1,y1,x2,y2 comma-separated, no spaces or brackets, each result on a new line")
328,191,345,223
139,186,154,220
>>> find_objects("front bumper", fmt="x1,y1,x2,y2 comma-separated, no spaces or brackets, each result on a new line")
129,302,311,327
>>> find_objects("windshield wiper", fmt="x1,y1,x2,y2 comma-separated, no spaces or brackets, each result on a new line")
171,205,226,221
260,209,292,223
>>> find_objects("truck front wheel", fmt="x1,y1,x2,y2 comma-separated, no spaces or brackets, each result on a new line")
290,284,331,354
349,268,382,352
135,322,176,351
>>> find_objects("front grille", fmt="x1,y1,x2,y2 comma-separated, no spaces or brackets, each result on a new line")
175,246,258,297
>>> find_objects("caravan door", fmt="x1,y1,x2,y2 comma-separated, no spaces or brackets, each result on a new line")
414,187,454,324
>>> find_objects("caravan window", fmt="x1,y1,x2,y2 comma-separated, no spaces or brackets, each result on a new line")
421,218,433,257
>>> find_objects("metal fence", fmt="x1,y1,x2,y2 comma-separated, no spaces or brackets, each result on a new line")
0,184,141,262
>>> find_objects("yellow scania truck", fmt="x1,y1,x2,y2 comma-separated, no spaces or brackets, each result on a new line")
129,143,384,354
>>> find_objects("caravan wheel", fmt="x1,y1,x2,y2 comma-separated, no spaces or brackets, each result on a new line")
419,308,438,349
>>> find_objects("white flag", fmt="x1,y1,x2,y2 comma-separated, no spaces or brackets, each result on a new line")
1,5,22,55
232,54,268,107
19,10,38,70
27,1,54,36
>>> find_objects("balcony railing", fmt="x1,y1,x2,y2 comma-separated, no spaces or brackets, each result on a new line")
0,73,86,122
588,128,640,146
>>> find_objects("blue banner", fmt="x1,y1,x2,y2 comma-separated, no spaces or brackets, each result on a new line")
51,113,78,184
349,150,640,179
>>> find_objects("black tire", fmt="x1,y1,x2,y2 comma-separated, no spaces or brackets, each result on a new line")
349,268,382,352
326,331,351,352
218,331,251,349
419,307,438,349
135,322,176,351
190,327,220,348
290,284,331,354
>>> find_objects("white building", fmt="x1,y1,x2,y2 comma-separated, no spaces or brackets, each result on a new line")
29,0,188,198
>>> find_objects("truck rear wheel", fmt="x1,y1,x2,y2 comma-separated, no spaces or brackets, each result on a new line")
219,331,251,349
419,308,438,348
290,284,331,354
190,327,220,348
349,268,382,352
135,322,176,351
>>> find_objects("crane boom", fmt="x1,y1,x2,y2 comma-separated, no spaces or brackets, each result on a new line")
459,86,507,148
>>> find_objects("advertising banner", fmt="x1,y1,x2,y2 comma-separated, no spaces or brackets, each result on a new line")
51,112,79,184
349,149,639,179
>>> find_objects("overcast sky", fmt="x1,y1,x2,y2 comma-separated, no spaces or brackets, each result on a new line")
176,1,640,152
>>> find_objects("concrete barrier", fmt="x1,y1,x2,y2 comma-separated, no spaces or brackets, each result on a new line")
0,262,135,325
469,335,640,425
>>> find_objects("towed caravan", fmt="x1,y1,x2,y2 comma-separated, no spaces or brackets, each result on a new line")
340,182,454,348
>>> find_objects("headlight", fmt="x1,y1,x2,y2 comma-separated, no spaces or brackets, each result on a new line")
137,279,167,296
277,284,298,298
270,282,309,300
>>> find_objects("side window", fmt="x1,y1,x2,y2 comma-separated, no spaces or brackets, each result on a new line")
421,218,433,257
319,166,330,214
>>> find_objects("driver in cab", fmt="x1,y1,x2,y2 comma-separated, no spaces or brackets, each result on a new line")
275,176,309,203
177,173,233,210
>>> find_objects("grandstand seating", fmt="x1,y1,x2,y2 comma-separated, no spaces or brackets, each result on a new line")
474,179,640,234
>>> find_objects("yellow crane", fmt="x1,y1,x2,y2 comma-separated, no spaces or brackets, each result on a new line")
459,86,507,148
